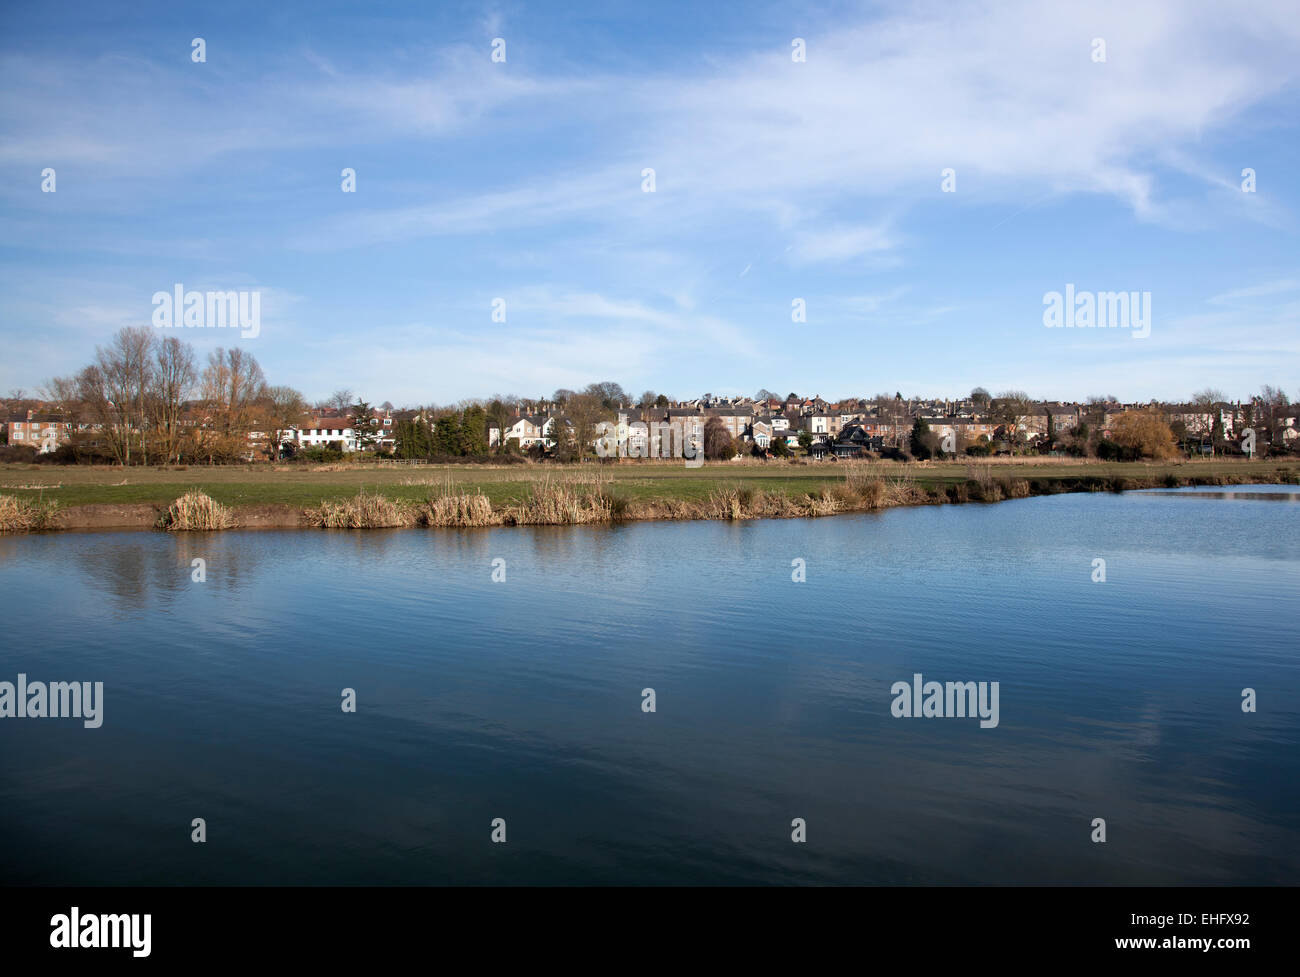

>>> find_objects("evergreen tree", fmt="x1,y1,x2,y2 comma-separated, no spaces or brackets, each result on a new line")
910,418,934,460
351,401,377,450
431,415,462,455
395,418,433,459
460,405,489,455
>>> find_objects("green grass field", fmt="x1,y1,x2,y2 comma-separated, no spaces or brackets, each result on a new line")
3,456,1297,511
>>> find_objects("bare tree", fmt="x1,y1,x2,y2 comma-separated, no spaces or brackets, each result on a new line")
201,348,267,460
266,385,307,461
993,390,1034,445
872,391,909,447
76,362,132,465
120,327,155,464
1257,385,1291,450
39,376,80,417
74,327,155,465
1189,388,1226,450
153,336,197,463
584,381,627,408
560,391,609,461
704,416,736,460
485,396,517,453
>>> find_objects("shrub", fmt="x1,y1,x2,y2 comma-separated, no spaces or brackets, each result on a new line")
1096,438,1140,462
604,492,631,521
0,445,40,464
298,446,347,463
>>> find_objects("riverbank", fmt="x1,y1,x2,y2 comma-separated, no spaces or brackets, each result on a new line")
3,458,1297,532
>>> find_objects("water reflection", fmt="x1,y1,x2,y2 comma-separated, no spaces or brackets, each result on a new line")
1,487,1297,884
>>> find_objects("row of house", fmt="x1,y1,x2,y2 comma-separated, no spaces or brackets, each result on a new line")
485,397,1298,458
6,397,1296,457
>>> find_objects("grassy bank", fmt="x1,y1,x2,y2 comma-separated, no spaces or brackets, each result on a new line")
4,456,1298,509
2,457,1297,532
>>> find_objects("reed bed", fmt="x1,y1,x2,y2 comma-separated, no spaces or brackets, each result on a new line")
830,470,928,509
420,491,497,527
183,463,1299,532
804,489,842,516
0,493,59,533
502,476,614,525
304,474,626,529
309,490,411,529
700,485,855,520
708,488,746,520
156,491,236,531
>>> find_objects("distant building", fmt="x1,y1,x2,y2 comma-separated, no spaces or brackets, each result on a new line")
289,417,358,451
5,413,71,453
493,414,552,449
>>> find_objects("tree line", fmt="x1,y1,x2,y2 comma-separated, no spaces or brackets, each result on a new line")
29,326,305,465
6,337,1295,465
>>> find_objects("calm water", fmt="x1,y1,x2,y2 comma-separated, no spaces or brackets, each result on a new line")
1,487,1297,884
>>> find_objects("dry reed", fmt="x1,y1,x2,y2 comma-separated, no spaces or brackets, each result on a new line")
309,491,410,529
0,494,59,533
156,491,236,531
502,476,613,525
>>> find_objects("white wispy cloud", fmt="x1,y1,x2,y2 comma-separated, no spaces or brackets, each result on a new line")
273,0,1300,260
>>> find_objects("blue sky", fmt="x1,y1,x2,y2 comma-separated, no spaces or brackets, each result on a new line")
2,0,1297,405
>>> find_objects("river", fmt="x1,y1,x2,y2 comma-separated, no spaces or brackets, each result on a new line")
1,486,1296,883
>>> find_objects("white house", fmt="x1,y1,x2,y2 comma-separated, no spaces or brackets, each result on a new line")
490,414,558,449
286,420,357,452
